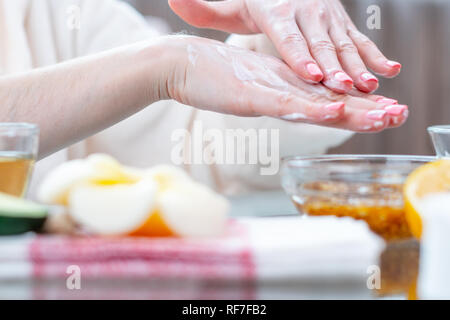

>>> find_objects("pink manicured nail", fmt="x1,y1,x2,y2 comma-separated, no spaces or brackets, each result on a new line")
324,102,345,111
386,60,402,69
384,104,408,116
334,71,353,84
377,97,398,105
306,63,323,78
361,72,378,83
367,110,387,120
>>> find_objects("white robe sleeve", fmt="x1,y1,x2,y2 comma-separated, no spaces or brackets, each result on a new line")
26,0,166,200
75,0,162,55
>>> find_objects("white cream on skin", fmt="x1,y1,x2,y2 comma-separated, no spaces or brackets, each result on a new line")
323,78,349,92
373,121,384,129
261,71,289,91
403,109,409,118
189,37,394,131
280,113,309,121
322,113,340,121
231,56,257,81
216,44,335,101
216,45,228,58
358,120,384,131
322,68,352,92
187,44,199,66
230,55,290,91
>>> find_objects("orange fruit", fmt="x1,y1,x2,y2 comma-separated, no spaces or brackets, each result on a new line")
403,159,450,238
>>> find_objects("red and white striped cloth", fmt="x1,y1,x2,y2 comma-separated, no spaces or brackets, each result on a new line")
0,217,384,299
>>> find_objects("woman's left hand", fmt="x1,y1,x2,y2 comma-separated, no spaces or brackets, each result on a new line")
169,0,401,94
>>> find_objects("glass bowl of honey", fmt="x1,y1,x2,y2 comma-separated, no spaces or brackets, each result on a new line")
281,155,434,241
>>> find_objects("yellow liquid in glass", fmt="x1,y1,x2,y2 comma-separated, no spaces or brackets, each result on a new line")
0,152,34,197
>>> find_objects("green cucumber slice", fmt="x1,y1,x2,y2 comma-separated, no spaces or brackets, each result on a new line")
0,192,48,235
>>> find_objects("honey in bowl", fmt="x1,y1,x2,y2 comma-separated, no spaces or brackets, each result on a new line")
292,181,412,241
0,151,34,197
281,155,434,241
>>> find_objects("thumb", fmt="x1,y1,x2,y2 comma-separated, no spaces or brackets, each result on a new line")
168,0,253,34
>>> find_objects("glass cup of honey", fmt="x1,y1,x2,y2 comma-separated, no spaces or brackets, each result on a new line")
0,123,39,197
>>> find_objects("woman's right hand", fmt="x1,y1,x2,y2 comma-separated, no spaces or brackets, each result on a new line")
162,35,407,132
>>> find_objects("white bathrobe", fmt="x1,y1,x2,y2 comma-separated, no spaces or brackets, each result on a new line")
0,0,353,197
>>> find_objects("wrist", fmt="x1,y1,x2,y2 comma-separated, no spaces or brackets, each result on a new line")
133,35,191,102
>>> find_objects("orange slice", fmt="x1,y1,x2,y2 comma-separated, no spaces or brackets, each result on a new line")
403,159,450,238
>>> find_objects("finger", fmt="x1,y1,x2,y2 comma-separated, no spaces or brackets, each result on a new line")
347,90,408,127
329,28,379,93
330,97,390,132
168,0,252,33
279,70,398,110
349,89,398,105
347,28,401,78
240,82,346,124
365,104,409,128
387,106,409,128
331,96,409,132
260,19,324,83
248,82,406,132
297,13,353,93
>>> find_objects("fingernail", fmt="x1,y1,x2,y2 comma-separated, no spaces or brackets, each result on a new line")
384,104,408,116
361,72,378,83
306,63,323,78
324,102,345,111
386,60,402,69
377,97,398,105
367,109,387,120
335,71,353,84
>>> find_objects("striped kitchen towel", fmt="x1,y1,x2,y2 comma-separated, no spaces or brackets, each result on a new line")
0,216,384,282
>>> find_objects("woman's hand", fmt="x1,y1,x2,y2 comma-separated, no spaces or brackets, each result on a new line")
163,35,407,132
169,0,401,94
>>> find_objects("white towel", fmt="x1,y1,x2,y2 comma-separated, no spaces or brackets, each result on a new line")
0,216,384,299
